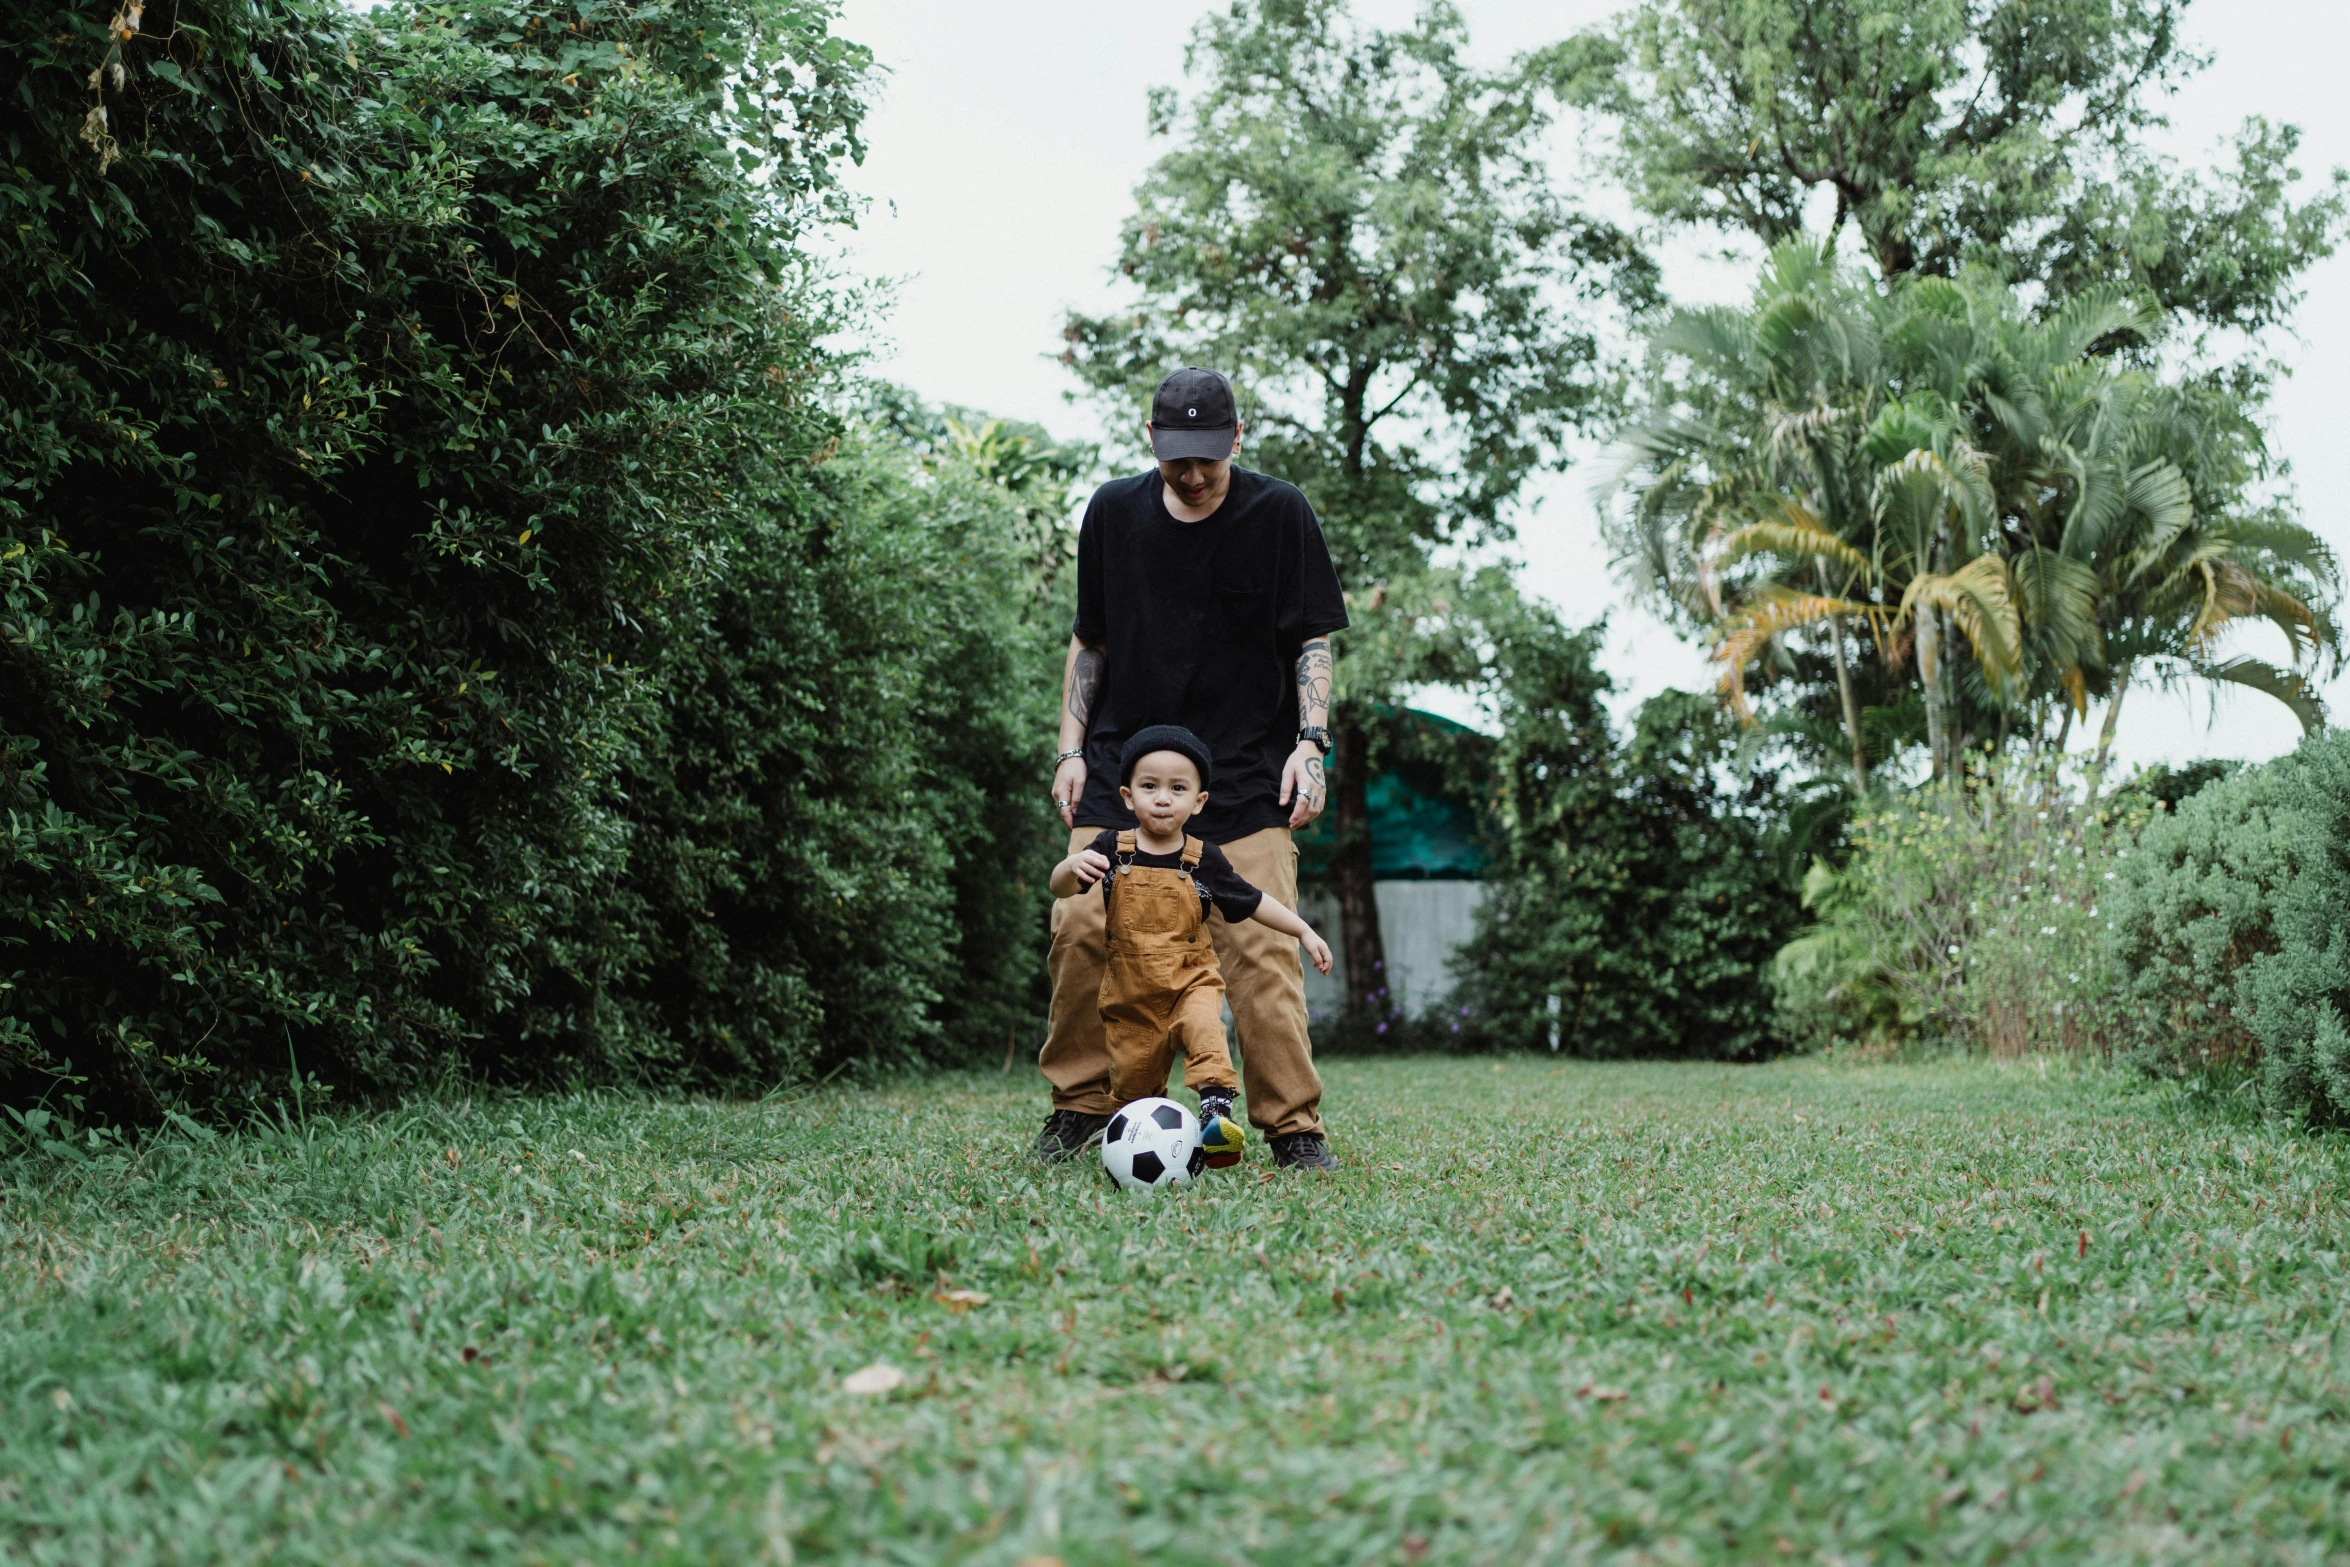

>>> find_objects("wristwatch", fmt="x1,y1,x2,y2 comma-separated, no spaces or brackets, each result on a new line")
1295,726,1332,755
1053,748,1085,765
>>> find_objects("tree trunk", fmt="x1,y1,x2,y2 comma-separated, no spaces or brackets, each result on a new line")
1830,615,1867,791
1330,711,1390,1020
2084,661,2132,806
1917,605,1949,781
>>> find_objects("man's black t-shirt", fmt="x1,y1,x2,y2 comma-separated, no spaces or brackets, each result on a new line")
1082,830,1263,923
1072,467,1348,841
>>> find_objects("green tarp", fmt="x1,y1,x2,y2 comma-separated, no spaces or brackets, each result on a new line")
1295,708,1489,882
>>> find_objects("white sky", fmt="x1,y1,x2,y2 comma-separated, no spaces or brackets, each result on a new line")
828,0,2350,772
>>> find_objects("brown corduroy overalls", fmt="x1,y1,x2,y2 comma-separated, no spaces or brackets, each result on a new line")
1100,830,1242,1107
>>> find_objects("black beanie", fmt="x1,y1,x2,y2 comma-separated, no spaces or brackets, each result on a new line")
1119,725,1214,789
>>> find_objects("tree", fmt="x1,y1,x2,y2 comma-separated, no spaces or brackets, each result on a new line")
1062,0,1654,1018
1610,245,2338,784
1556,1,2345,765
1450,603,1800,1059
1547,0,2345,337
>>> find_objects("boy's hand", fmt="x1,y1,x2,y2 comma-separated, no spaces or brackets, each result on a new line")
1068,848,1111,887
1301,927,1334,974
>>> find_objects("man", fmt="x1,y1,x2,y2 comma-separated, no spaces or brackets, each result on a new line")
1033,366,1347,1171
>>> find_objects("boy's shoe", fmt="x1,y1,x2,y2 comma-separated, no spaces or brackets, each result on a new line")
1269,1131,1337,1171
1030,1109,1111,1164
1196,1093,1245,1169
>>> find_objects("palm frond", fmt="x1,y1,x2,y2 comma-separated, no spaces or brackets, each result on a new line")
2252,580,2323,661
2225,515,2342,588
1711,589,1884,721
2199,656,2329,734
1900,555,2025,688
2012,547,2105,674
2039,286,2160,363
1713,499,1871,576
2188,557,2262,647
2120,460,2195,580
1654,307,1756,377
2054,443,2127,560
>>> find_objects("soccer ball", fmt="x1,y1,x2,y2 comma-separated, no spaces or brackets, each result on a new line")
1102,1097,1203,1193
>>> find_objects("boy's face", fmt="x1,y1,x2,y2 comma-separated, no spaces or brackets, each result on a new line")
1120,752,1208,837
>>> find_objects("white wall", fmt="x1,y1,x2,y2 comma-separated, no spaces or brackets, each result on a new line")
1297,881,1486,1020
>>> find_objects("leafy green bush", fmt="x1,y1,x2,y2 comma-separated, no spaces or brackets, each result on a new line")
2103,756,2311,1078
1775,758,2139,1057
2106,731,2350,1119
2240,735,2350,1124
1451,609,1800,1059
0,0,1068,1115
1768,858,1904,1052
1781,738,2350,1124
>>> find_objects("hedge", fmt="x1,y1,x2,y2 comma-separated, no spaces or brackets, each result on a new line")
0,0,1065,1115
2109,730,2350,1123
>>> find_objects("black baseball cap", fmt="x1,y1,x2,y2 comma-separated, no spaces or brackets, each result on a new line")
1149,368,1238,461
1120,725,1213,788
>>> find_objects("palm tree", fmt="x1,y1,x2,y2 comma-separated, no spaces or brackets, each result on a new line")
1894,272,2338,788
1606,244,2339,783
1610,246,2021,783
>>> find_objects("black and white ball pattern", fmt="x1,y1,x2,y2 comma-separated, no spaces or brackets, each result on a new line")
1101,1097,1203,1192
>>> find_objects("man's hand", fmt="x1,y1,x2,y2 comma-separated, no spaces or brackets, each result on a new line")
1055,636,1104,828
1299,926,1334,975
1052,756,1087,829
1278,741,1327,828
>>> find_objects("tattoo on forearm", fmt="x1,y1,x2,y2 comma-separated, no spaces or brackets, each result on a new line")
1067,645,1105,728
1295,638,1332,726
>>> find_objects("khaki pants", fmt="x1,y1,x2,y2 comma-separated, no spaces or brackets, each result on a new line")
1043,825,1324,1136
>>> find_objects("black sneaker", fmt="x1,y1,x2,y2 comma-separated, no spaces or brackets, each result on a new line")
1030,1109,1111,1164
1269,1131,1337,1171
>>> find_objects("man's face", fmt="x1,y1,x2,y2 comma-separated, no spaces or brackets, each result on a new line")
1119,752,1208,838
1142,421,1243,511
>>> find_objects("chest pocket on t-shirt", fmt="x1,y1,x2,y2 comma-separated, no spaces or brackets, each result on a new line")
1215,583,1271,643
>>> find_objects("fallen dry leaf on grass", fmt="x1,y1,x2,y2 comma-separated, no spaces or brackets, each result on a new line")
842,1363,906,1395
932,1288,990,1313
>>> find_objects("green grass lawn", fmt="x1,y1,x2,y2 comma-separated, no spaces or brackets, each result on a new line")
5,1057,2348,1564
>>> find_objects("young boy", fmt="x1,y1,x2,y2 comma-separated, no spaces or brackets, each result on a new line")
1048,725,1334,1168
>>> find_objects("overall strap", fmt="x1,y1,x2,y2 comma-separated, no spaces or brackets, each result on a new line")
1112,829,1137,881
1178,834,1206,938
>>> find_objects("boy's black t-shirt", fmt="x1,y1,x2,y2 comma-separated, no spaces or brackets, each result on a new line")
1083,830,1264,923
1072,467,1349,842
